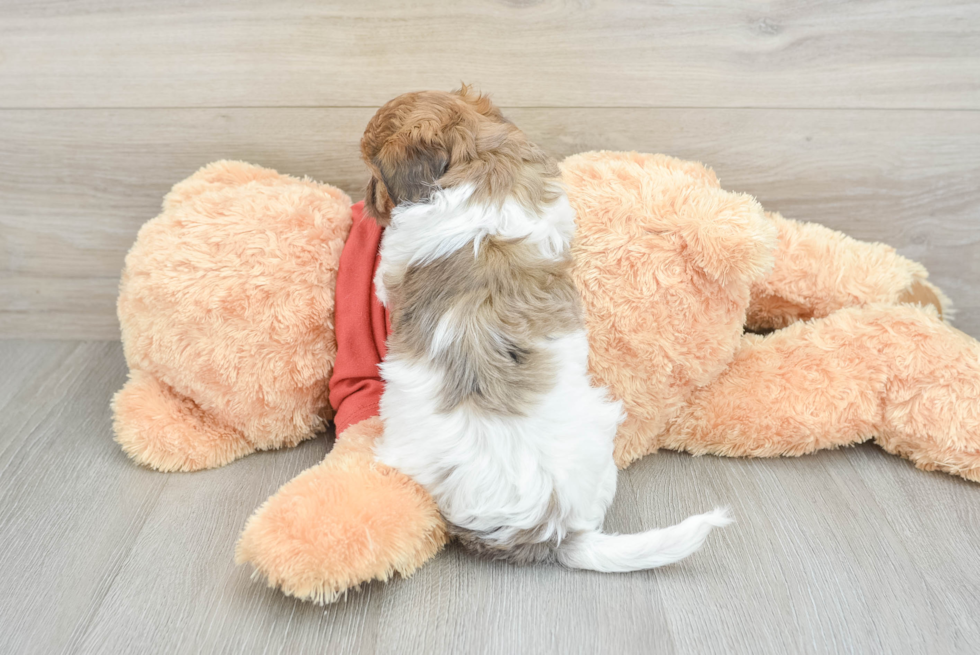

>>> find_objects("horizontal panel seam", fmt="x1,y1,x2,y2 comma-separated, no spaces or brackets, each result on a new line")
1,106,979,112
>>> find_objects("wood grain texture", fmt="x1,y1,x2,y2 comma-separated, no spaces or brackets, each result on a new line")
0,342,168,654
1,340,978,654
1,0,979,109
2,107,977,339
0,277,120,340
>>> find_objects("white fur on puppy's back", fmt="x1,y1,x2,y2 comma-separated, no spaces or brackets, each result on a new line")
373,184,573,307
377,329,624,548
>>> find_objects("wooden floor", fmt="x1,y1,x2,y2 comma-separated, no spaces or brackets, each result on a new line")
1,340,979,654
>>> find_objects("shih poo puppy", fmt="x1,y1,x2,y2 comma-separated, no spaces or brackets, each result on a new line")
361,86,730,571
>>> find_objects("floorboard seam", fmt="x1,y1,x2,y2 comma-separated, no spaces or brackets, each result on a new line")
64,475,171,655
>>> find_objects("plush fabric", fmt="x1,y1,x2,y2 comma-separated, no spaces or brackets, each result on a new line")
563,151,780,466
664,304,980,482
235,417,447,603
113,161,352,471
747,211,952,330
112,152,979,605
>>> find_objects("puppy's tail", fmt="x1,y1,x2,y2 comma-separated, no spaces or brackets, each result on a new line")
555,508,733,573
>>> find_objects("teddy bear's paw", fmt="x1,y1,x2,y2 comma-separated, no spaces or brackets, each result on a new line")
235,417,448,604
872,309,980,484
111,371,257,472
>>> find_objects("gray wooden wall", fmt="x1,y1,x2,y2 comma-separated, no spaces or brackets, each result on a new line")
2,1,978,339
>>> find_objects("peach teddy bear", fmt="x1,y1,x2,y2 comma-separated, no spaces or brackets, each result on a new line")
113,152,980,604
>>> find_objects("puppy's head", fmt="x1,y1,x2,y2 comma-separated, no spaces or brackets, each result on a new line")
360,85,559,226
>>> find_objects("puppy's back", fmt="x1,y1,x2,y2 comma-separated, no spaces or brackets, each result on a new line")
385,235,581,416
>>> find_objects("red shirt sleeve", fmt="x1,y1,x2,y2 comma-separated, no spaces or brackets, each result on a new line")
328,201,390,437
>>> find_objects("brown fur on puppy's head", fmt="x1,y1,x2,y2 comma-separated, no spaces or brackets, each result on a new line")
360,85,560,226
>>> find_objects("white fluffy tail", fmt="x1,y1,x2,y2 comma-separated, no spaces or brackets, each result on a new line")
556,508,733,572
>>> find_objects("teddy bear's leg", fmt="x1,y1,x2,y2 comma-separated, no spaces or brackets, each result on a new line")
112,370,258,472
747,213,952,330
662,305,980,482
235,417,448,604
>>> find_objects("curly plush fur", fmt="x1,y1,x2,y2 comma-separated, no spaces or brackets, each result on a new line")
113,152,980,604
234,417,447,603
563,151,780,467
114,161,352,471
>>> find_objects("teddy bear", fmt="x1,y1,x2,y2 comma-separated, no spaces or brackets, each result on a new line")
112,152,980,604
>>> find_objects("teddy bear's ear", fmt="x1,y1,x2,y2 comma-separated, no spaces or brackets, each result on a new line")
374,131,450,204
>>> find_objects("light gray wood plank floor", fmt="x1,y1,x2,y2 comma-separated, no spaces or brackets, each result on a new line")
1,340,978,654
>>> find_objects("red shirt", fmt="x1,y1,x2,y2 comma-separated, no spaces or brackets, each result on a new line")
328,201,390,436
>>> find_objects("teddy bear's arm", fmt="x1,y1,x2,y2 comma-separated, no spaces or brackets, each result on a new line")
746,213,951,331
235,416,447,603
661,304,980,483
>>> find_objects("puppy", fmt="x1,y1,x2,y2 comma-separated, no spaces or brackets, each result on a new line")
362,86,730,571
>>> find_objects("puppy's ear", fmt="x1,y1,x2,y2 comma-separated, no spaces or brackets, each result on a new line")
363,176,391,226
373,136,449,207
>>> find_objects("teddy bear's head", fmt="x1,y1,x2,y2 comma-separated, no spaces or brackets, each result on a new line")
114,161,352,470
563,152,778,466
